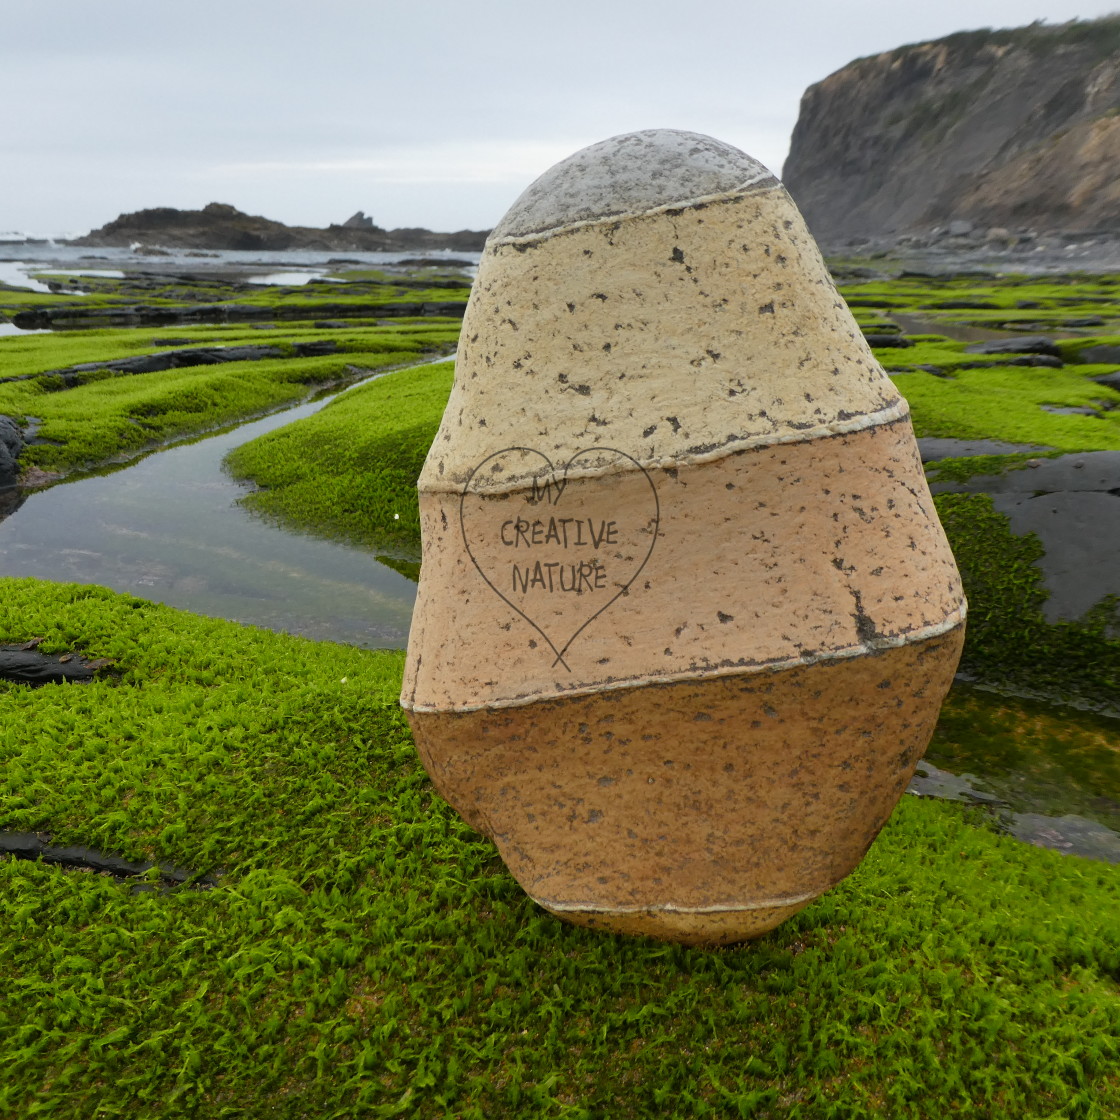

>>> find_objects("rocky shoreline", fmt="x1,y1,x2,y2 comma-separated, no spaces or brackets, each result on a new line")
824,227,1120,276
66,202,490,253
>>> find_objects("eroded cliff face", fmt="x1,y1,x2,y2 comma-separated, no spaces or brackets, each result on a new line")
782,19,1120,245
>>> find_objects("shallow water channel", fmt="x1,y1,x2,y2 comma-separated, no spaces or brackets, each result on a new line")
0,382,417,648
0,361,1117,863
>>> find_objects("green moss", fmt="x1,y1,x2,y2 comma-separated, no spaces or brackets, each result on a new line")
0,577,1118,1119
0,324,459,475
927,684,1120,830
924,452,1063,484
935,492,1120,707
225,360,453,559
891,366,1120,449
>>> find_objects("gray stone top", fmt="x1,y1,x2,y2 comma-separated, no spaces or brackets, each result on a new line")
489,129,777,243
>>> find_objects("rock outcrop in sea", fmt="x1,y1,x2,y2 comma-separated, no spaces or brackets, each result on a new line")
69,202,489,252
783,17,1120,249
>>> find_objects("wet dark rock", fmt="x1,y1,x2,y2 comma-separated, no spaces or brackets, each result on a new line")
0,486,27,520
974,355,1063,369
11,299,467,331
964,336,1061,358
393,257,475,268
863,333,913,347
0,830,217,886
0,415,24,486
1,342,344,387
1091,372,1120,392
920,300,999,310
1078,344,1120,364
930,450,1120,622
918,437,1054,462
0,642,116,684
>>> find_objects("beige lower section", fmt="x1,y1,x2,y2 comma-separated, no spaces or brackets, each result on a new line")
550,902,814,947
407,625,964,944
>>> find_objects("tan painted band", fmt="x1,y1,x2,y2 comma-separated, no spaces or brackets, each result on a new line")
486,172,779,248
401,614,966,713
418,398,913,496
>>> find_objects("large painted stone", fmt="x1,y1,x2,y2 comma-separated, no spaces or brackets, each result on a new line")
400,129,966,944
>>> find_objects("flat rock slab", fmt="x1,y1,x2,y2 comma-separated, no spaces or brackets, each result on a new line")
0,830,217,885
932,451,1120,622
918,437,1054,461
964,336,1061,357
0,645,114,684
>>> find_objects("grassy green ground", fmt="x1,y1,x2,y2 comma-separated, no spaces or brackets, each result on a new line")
0,322,461,476
0,270,472,319
5,266,1120,1116
2,579,1118,1119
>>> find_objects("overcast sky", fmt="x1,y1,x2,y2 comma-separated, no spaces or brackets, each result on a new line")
5,0,1120,237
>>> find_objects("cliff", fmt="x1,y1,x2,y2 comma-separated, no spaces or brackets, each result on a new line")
70,202,489,251
782,17,1120,246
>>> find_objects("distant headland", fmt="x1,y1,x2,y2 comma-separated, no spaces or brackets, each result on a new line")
68,202,490,252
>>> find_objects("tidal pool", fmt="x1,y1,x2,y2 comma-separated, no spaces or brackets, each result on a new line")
0,382,418,649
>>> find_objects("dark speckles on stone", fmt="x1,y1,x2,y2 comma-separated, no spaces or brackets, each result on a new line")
850,589,879,643
758,301,775,315
566,302,576,313
671,247,685,263
592,292,608,301
573,384,592,396
666,416,681,433
717,611,734,624
642,424,658,438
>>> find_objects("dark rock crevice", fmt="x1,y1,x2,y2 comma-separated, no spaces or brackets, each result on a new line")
0,831,217,890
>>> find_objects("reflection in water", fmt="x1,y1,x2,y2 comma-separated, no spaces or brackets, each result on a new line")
915,683,1120,863
0,391,417,649
890,312,1028,343
909,760,1120,863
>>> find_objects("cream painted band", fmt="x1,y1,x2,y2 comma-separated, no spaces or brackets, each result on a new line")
418,397,912,495
487,172,779,248
401,614,966,713
422,188,901,492
536,888,823,915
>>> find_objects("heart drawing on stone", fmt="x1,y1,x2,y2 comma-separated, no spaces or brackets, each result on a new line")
459,447,660,671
